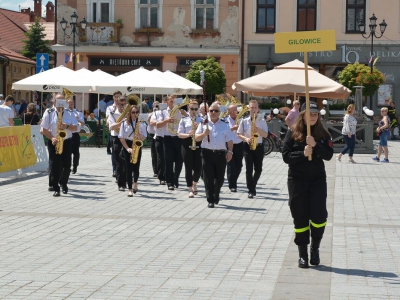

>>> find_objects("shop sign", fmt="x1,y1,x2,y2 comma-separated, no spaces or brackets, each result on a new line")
91,58,161,67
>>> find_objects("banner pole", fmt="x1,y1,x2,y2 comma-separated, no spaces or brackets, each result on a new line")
304,51,312,161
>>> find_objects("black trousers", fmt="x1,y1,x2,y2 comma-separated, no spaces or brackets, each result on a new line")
288,177,328,246
201,149,227,204
123,140,142,189
107,133,112,152
155,136,165,181
181,138,201,187
149,133,157,175
113,136,126,187
243,143,264,194
163,136,183,187
47,138,72,192
71,132,80,168
227,142,243,189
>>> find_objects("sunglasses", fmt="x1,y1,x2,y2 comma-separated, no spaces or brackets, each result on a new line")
209,109,219,113
295,103,300,106
190,108,199,111
131,111,139,114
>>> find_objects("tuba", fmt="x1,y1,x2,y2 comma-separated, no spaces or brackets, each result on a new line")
130,120,143,164
250,113,259,150
235,104,249,125
168,95,191,135
220,93,242,119
55,88,75,155
115,94,139,134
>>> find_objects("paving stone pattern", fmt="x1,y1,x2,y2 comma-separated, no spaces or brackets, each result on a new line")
0,141,399,299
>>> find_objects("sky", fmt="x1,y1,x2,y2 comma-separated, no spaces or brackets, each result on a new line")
0,0,54,15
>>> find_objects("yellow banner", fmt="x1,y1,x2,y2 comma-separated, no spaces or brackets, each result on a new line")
274,30,336,53
0,125,37,173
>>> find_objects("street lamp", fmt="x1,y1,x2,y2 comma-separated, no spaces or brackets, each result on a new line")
358,13,387,107
286,99,291,108
60,12,87,70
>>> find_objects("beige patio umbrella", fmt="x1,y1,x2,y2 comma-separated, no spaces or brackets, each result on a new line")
232,59,351,99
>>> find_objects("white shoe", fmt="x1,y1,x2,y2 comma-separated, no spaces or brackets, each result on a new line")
336,154,342,162
348,158,356,163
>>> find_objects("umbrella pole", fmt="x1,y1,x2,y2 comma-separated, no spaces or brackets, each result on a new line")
41,92,43,116
82,92,84,112
304,51,312,161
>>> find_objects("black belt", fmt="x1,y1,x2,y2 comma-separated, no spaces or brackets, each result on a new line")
155,136,164,140
164,135,179,139
202,148,226,153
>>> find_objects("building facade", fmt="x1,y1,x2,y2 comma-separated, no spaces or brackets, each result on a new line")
243,0,400,111
53,0,241,110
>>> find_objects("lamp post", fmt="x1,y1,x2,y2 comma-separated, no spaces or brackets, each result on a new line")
286,99,291,108
358,14,387,107
60,12,87,70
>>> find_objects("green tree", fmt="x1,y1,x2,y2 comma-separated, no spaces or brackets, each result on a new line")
22,17,53,62
338,62,385,97
186,56,226,101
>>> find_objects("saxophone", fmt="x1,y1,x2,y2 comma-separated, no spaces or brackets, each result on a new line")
250,113,259,151
130,120,143,164
190,116,198,151
55,106,67,155
168,95,191,135
115,94,139,134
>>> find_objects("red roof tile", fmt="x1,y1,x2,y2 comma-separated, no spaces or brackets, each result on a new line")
0,45,35,65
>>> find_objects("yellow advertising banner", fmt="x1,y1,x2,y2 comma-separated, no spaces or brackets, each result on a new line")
0,125,37,173
274,30,336,53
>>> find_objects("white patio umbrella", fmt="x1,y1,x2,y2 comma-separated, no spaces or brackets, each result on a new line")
95,67,178,95
12,65,75,92
151,69,203,95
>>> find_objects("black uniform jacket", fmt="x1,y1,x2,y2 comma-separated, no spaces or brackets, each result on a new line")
282,129,333,179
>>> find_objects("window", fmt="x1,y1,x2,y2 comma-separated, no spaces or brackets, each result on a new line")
86,0,114,23
346,0,365,33
139,0,159,28
195,0,216,29
256,0,276,33
297,0,316,31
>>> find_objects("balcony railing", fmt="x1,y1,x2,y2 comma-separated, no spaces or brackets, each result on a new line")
79,22,123,44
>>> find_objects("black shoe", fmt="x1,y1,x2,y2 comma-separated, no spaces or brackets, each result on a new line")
160,181,166,185
153,174,158,177
53,191,60,197
118,186,125,192
310,239,321,266
133,189,138,194
168,186,174,191
112,171,116,177
174,184,179,189
72,167,77,174
62,184,68,194
107,150,112,155
248,193,253,199
298,245,309,268
208,203,215,208
230,188,237,192
48,187,54,192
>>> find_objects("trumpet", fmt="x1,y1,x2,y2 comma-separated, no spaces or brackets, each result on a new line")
115,94,139,134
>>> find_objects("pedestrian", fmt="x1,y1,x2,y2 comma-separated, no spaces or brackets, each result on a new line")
285,99,301,128
18,98,28,116
237,100,269,198
22,103,40,125
0,94,4,105
282,101,333,268
195,102,233,208
373,107,391,163
387,101,398,139
337,104,357,163
141,97,150,113
225,104,243,192
0,95,15,127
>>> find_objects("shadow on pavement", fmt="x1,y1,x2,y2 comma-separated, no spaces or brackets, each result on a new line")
315,265,399,280
218,204,266,212
68,180,106,186
140,194,183,201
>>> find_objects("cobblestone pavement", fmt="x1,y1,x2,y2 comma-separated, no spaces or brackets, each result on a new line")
0,141,400,299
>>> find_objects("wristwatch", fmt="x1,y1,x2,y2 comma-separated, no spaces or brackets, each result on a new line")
228,150,233,154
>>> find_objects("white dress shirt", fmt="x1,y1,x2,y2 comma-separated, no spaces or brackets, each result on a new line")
108,110,122,137
150,110,166,137
147,112,156,135
40,107,78,139
237,116,269,144
225,116,242,144
196,119,233,150
106,104,117,118
69,108,84,133
177,116,203,134
118,120,147,141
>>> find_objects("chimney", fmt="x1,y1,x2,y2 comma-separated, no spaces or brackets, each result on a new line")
45,1,55,22
21,7,31,15
30,11,36,22
34,0,42,19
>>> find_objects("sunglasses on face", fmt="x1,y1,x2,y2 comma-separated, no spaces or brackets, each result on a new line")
131,111,139,114
209,109,219,113
190,108,199,111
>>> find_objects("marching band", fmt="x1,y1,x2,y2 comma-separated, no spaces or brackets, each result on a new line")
41,91,272,208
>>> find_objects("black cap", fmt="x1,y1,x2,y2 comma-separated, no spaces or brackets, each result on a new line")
301,101,320,113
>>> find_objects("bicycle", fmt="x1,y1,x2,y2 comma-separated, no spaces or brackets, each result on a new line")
263,131,285,155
